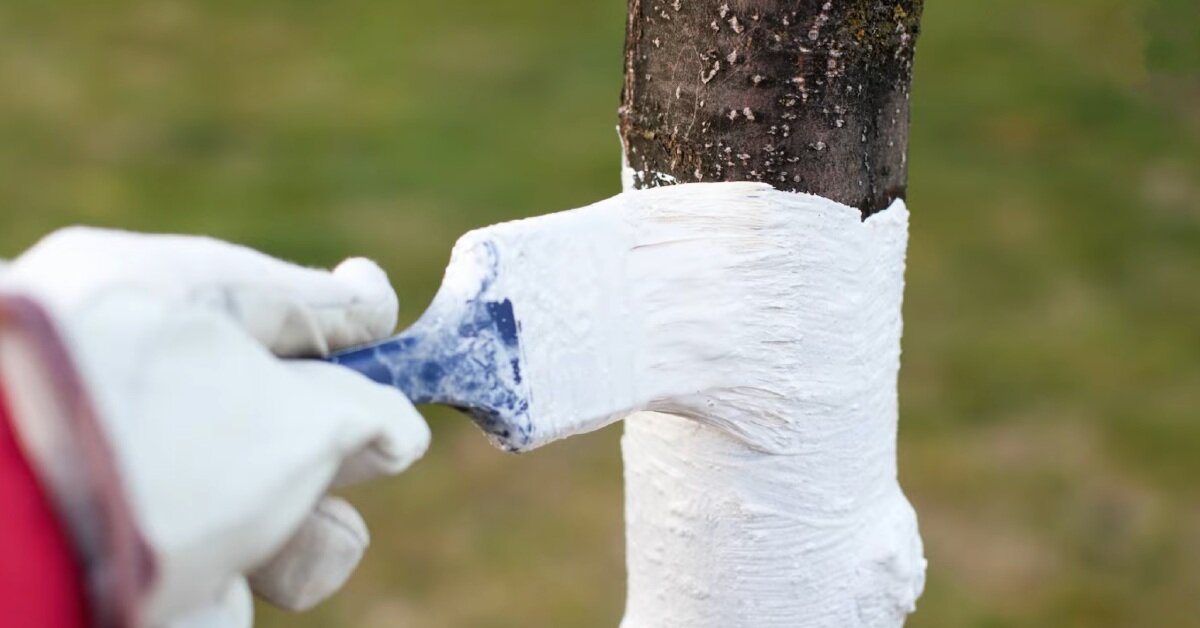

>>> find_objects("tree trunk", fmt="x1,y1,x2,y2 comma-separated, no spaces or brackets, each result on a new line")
620,0,922,216
616,2,925,626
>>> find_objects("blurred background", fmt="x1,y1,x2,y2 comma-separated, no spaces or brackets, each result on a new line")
1,0,1197,625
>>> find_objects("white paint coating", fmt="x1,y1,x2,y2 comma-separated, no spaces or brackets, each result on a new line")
450,182,924,624
616,184,924,627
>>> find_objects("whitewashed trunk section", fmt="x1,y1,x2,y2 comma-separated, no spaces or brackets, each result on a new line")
617,182,925,628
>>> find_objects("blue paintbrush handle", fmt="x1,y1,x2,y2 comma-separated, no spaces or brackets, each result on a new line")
326,332,438,403
325,297,533,449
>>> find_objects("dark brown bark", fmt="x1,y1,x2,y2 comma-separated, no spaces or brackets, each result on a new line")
619,0,923,216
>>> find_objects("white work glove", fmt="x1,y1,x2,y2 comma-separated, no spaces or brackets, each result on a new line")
0,227,430,627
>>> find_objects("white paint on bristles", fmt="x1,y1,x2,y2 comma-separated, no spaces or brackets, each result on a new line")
448,181,924,625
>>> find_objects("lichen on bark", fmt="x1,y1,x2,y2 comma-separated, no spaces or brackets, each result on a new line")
619,0,923,216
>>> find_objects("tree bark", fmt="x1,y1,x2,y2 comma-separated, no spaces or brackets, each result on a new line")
619,0,923,216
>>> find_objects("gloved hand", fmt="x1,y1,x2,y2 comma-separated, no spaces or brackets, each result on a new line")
0,227,429,627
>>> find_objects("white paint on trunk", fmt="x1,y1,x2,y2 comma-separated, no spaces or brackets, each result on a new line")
610,181,924,627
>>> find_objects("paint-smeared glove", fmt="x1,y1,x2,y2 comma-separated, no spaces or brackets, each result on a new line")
0,227,429,627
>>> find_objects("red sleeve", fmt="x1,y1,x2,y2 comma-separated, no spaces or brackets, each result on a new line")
0,384,90,628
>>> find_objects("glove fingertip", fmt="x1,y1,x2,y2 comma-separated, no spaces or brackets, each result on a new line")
331,390,431,487
248,497,368,612
332,257,398,341
314,495,370,547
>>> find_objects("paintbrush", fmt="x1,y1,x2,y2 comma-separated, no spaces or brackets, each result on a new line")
326,184,649,452
328,181,898,453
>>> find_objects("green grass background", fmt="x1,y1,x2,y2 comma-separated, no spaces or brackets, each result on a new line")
1,1,1197,625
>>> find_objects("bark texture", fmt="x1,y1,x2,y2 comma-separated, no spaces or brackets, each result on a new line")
619,0,923,215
